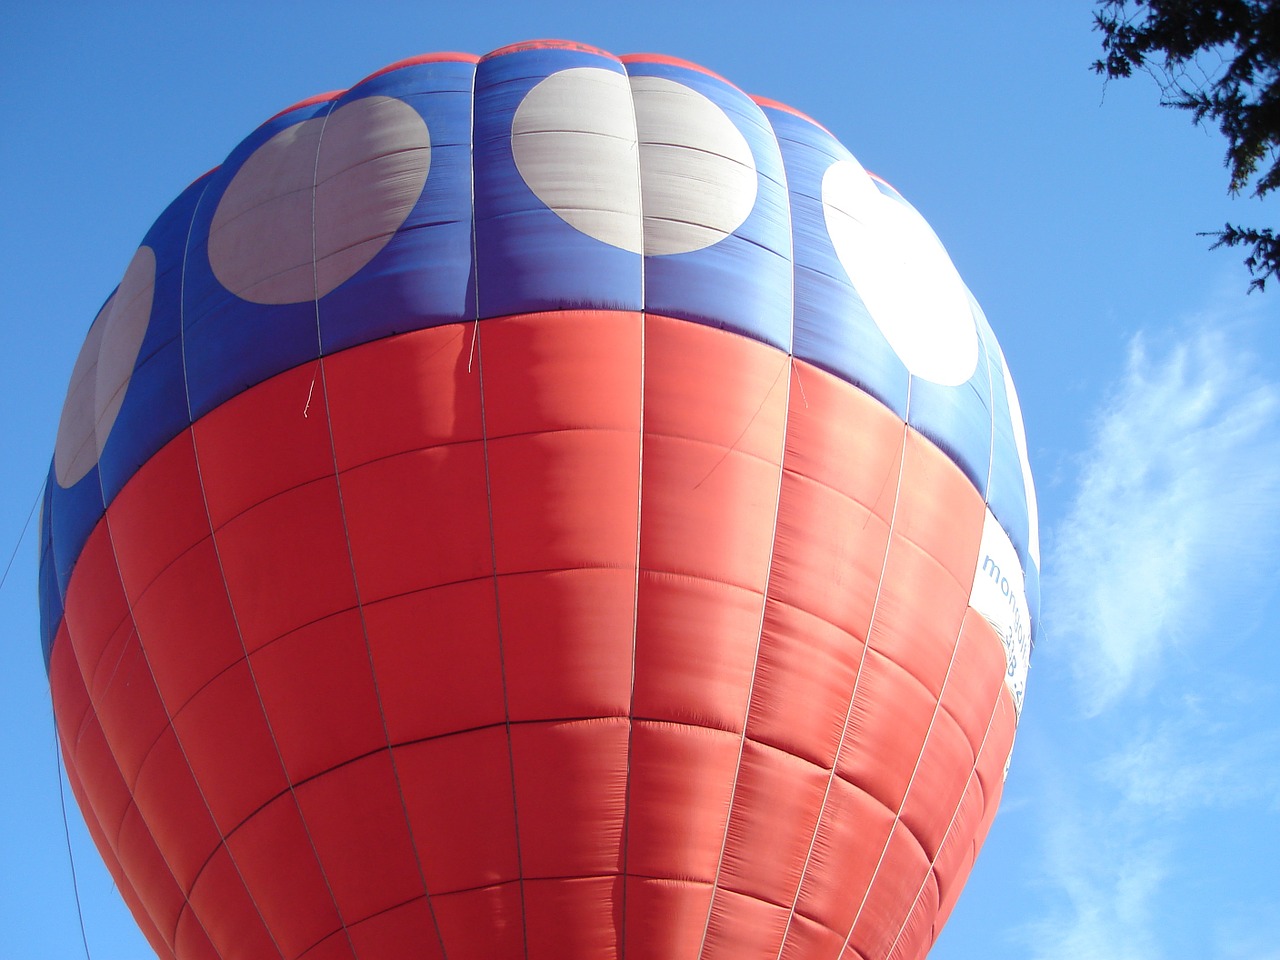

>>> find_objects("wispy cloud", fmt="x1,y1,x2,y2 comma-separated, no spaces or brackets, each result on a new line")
1047,321,1280,714
1019,777,1169,960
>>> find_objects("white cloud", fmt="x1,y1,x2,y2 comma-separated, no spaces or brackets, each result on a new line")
1019,782,1168,960
1046,323,1280,714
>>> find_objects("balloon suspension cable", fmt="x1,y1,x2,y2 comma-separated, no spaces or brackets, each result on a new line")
0,479,43,594
54,731,94,960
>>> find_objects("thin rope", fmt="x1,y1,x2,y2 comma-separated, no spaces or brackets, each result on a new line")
54,729,93,960
0,479,43,594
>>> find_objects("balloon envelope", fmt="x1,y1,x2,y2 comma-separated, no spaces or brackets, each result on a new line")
40,41,1038,960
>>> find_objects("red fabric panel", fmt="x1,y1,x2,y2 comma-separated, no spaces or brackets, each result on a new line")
480,310,642,438
131,726,221,892
501,568,634,722
792,776,896,935
765,467,891,647
929,772,984,922
363,581,506,743
185,843,282,960
340,443,492,604
293,750,425,924
250,608,386,784
49,625,91,755
622,877,714,960
843,821,933,960
115,802,185,952
865,430,984,700
325,324,483,472
719,739,829,908
396,727,520,894
191,361,336,529
837,649,937,813
488,430,640,574
700,884,792,958
174,906,220,960
640,315,787,591
625,720,740,882
975,689,1017,803
632,571,760,732
56,651,178,960
430,882,525,960
525,876,623,960
171,659,288,834
511,717,628,879
89,625,168,787
214,475,358,651
60,523,130,682
892,430,986,587
939,610,1010,757
865,531,968,701
747,598,865,767
131,536,242,714
772,363,904,644
226,792,346,960
345,897,444,960
61,710,132,850
881,869,939,960
639,433,781,591
898,707,974,860
779,911,847,960
106,429,208,604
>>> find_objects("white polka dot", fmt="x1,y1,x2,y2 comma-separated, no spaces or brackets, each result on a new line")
511,68,757,256
1001,350,1039,566
822,159,978,386
629,75,757,256
209,95,430,304
512,68,643,253
54,246,156,488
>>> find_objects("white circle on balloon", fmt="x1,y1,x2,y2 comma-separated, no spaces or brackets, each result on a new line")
511,67,757,256
55,245,156,488
821,159,978,386
209,95,431,304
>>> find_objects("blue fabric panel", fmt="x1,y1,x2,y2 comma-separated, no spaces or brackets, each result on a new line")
49,462,104,603
319,59,479,353
473,47,642,318
97,178,206,503
762,105,910,419
39,478,61,667
628,61,793,352
906,296,994,498
181,98,337,421
980,317,1034,568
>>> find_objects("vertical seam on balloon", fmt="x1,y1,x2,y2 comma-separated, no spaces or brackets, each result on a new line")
694,357,795,960
881,649,1005,959
475,61,532,959
305,91,454,959
760,93,804,960
834,461,976,959
617,55,645,960
770,398,911,960
174,104,358,959
694,98,796,958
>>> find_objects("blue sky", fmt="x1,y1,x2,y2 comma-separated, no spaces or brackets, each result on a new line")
2,3,1278,959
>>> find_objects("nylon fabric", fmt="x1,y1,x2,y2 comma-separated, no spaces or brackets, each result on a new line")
41,41,1040,960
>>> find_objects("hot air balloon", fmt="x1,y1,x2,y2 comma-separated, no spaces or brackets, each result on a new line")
39,41,1038,960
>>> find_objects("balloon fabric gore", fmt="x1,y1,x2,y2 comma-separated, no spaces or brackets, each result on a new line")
40,41,1039,960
